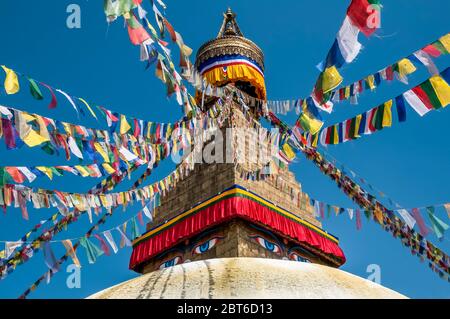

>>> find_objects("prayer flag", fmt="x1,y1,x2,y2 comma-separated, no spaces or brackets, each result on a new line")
1,65,20,94
62,239,81,267
426,207,449,239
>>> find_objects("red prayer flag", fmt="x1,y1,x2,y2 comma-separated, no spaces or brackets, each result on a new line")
411,86,434,111
40,83,58,109
422,44,442,58
411,208,430,237
347,0,380,37
5,167,25,183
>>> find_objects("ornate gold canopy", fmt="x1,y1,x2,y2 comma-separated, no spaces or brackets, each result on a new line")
195,8,266,100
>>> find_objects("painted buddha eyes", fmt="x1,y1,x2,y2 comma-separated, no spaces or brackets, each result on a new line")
192,237,222,255
289,252,311,263
250,235,282,254
159,256,182,270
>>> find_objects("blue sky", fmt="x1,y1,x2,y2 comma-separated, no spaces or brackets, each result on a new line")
0,0,449,298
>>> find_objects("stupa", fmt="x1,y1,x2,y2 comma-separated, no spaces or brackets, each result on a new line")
89,9,406,299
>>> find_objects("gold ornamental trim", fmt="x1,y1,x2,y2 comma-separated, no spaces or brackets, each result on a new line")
195,35,265,71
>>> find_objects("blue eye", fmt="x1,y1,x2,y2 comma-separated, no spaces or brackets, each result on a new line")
289,252,310,263
251,236,282,254
193,237,222,255
159,256,182,270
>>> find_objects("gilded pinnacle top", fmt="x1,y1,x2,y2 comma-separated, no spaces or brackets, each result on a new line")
195,8,266,99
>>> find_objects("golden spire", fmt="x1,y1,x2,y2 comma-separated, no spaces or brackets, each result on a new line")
217,8,243,38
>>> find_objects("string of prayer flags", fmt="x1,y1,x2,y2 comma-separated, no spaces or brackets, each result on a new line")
0,159,142,280
236,33,449,116
319,70,450,146
312,0,382,105
102,0,200,113
256,104,450,280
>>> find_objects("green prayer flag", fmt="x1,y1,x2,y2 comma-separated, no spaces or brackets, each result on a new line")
432,41,449,55
49,167,63,177
28,78,43,100
426,207,449,239
420,80,443,109
130,217,141,240
374,104,384,130
80,237,104,264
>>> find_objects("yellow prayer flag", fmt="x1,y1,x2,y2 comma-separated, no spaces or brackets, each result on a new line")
282,143,295,160
439,33,450,53
74,165,90,177
344,86,351,99
36,116,50,142
382,100,393,128
36,166,53,180
94,142,110,163
397,58,417,78
321,66,343,93
333,125,339,144
354,114,362,138
78,98,98,120
311,133,319,148
366,75,376,90
22,129,49,147
374,206,384,225
120,114,131,134
1,65,19,94
429,75,450,107
102,163,116,174
299,112,323,135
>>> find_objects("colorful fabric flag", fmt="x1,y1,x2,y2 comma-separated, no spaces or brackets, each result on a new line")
117,225,132,248
62,239,81,267
335,16,362,65
5,241,23,258
129,217,141,240
127,14,151,45
413,50,439,75
298,112,323,135
120,115,131,134
103,230,118,254
397,209,416,229
28,78,43,100
395,95,407,122
1,65,20,94
94,234,111,256
43,242,59,273
79,237,104,264
428,75,450,108
347,0,381,37
356,209,362,230
403,89,433,116
443,203,450,219
426,207,449,239
411,208,430,237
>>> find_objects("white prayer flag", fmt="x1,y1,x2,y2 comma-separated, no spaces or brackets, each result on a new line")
397,209,416,229
403,90,432,116
337,16,362,64
103,231,118,254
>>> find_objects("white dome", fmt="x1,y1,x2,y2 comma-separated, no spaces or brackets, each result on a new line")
87,258,406,299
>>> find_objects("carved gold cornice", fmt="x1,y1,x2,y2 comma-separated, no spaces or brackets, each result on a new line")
195,35,265,72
